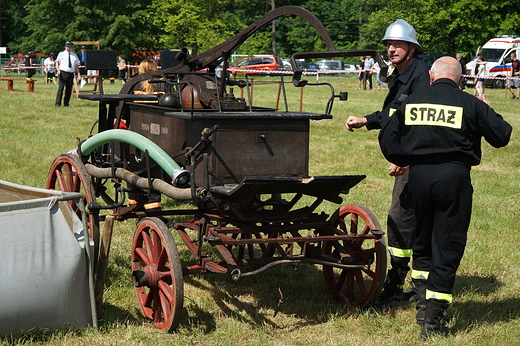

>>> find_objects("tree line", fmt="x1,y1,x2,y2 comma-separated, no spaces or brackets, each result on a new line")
1,0,520,62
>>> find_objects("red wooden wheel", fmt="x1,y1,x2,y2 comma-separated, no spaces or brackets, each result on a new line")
46,153,100,263
132,217,184,332
322,204,386,307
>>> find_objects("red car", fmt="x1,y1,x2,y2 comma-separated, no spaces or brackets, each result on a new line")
229,56,283,75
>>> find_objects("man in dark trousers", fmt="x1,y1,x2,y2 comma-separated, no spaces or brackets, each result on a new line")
25,49,36,80
55,41,80,107
345,19,430,309
379,56,512,338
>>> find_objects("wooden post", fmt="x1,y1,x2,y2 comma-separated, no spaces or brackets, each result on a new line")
299,86,304,111
275,82,282,109
95,214,115,314
27,80,34,92
7,80,13,91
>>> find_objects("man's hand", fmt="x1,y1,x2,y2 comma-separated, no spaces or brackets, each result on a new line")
345,116,368,132
388,164,408,176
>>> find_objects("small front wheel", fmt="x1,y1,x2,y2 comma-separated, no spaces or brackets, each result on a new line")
132,217,184,332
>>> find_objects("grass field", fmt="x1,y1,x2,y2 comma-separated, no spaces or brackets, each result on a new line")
0,73,518,346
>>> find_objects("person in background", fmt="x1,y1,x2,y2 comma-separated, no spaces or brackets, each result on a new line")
55,41,80,107
473,54,486,99
379,56,511,338
455,53,466,90
374,61,387,90
345,19,431,310
24,49,36,80
364,55,375,90
132,59,165,94
78,46,86,77
506,52,520,99
357,56,365,90
43,53,57,84
118,55,127,84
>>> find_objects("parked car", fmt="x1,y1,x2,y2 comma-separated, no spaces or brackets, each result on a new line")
229,56,283,75
316,59,344,74
418,54,455,67
344,64,359,74
281,58,312,71
306,62,319,72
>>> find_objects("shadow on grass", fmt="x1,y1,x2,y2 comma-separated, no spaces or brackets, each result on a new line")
449,273,519,333
180,262,366,334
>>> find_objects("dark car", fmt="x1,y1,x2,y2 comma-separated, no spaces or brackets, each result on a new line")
418,54,455,67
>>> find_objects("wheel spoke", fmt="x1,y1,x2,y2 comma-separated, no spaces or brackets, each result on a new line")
135,247,151,265
158,285,172,322
354,270,368,297
336,269,347,291
347,270,354,302
54,169,66,191
349,213,358,235
158,280,174,303
141,230,156,263
65,164,74,191
152,230,162,263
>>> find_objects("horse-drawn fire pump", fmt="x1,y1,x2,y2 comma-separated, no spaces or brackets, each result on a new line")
47,6,389,332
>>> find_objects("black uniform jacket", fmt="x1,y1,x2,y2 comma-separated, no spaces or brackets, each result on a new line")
378,78,512,167
365,56,431,130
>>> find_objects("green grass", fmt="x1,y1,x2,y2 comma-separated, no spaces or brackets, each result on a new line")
0,74,519,345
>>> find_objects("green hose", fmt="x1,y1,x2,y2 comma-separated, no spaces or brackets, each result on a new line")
80,129,190,187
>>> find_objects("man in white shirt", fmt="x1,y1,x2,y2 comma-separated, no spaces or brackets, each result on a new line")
55,41,80,107
364,55,375,90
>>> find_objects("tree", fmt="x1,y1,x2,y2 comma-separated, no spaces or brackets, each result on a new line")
147,0,235,55
362,0,520,59
22,0,155,61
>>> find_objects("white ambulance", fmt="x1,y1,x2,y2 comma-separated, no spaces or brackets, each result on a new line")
466,35,520,89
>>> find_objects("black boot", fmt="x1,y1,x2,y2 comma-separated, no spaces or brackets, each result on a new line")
411,279,427,325
373,268,405,310
420,298,450,339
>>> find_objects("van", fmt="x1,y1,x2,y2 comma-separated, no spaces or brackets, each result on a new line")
466,35,520,89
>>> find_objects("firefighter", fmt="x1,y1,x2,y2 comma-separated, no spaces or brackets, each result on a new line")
378,56,512,338
345,19,430,309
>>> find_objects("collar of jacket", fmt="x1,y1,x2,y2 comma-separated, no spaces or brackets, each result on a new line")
393,56,423,85
431,78,459,88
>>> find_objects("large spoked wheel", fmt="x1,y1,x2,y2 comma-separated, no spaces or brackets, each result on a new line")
322,204,387,307
132,217,184,332
46,154,100,263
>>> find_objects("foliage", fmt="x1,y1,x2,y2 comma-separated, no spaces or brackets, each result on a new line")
148,0,235,55
6,1,520,70
363,0,520,59
21,0,153,62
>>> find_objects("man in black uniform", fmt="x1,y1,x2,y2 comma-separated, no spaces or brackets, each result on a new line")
345,19,430,309
379,56,512,338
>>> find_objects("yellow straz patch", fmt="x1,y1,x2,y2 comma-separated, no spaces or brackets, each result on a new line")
404,104,463,129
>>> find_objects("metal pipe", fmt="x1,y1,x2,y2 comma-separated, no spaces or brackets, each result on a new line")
84,164,193,201
79,129,190,187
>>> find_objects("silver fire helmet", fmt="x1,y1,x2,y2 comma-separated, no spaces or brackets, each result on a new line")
381,19,423,54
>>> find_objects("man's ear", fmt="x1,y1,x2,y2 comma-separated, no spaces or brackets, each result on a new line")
409,44,416,56
429,70,435,84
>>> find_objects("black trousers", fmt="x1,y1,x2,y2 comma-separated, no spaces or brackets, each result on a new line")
387,171,416,274
55,71,74,106
409,163,472,296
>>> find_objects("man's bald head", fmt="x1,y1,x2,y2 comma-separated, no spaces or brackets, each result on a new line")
430,56,462,84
